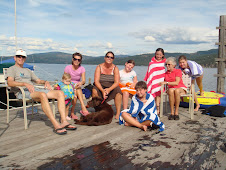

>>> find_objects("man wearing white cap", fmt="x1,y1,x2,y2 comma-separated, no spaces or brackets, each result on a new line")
6,49,77,135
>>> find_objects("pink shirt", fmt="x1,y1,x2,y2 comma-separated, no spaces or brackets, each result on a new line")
165,68,187,89
64,65,85,84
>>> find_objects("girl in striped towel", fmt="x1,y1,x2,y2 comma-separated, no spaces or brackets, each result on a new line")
178,55,204,111
119,81,165,132
119,60,138,110
144,48,166,115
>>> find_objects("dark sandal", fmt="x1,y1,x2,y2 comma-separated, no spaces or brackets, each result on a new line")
63,124,77,130
174,115,180,120
168,115,174,120
53,128,67,135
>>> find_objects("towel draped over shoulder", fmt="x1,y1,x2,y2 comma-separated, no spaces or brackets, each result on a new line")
178,60,203,80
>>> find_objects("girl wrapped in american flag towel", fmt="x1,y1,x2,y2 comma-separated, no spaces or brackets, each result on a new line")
119,81,165,132
144,48,166,115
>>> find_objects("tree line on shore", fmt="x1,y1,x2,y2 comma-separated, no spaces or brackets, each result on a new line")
2,49,218,67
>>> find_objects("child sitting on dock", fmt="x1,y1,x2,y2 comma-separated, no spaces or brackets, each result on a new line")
119,81,165,132
54,73,77,120
119,60,138,110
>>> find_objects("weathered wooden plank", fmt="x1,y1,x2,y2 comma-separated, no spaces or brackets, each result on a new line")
0,103,225,169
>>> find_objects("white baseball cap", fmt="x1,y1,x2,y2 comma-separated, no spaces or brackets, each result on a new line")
15,49,27,57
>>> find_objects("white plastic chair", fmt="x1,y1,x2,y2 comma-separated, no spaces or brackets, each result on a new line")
160,72,195,119
3,68,56,129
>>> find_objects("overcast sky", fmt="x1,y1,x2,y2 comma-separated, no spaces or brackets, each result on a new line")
0,0,225,57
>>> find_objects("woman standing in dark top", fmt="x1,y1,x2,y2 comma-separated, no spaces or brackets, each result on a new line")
92,51,122,119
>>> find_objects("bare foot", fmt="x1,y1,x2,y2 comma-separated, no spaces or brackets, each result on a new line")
70,114,78,120
125,122,130,126
115,115,119,120
194,105,200,111
141,125,147,131
54,125,67,133
200,91,204,96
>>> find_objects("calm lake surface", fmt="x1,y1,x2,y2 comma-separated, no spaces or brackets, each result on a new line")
32,63,225,92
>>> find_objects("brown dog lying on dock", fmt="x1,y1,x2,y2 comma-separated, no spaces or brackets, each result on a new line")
74,97,114,126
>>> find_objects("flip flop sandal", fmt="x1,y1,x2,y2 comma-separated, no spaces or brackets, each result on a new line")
53,128,67,135
63,124,77,130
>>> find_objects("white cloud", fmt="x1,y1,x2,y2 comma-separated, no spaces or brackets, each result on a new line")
89,41,114,49
28,0,67,7
28,0,40,7
0,0,225,56
0,35,77,56
85,50,99,56
144,36,155,41
107,42,113,48
131,27,218,45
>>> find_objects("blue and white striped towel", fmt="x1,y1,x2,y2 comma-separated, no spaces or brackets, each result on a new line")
119,93,165,132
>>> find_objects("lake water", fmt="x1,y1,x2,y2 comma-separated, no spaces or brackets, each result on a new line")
32,63,225,92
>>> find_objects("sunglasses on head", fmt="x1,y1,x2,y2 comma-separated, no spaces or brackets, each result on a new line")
105,55,114,59
16,55,26,59
73,58,81,62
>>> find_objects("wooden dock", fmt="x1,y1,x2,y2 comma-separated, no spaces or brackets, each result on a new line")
0,101,226,169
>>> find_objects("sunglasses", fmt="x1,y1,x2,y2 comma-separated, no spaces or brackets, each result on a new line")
73,58,81,62
105,55,114,59
165,64,171,66
16,55,26,59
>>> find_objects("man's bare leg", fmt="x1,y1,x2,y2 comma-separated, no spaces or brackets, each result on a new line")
46,90,76,129
30,91,66,133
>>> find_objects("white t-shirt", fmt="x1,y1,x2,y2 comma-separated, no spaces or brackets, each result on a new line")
119,69,137,84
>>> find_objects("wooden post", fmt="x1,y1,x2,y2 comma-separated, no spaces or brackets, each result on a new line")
215,15,226,93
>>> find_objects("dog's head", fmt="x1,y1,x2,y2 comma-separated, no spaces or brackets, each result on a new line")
86,97,104,108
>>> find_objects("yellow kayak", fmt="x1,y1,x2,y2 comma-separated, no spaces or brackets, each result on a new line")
180,91,226,109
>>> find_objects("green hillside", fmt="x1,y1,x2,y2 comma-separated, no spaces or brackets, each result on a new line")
2,49,218,67
25,52,93,64
111,49,218,67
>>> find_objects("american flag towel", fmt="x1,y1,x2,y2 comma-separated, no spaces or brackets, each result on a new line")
144,57,166,97
119,93,165,132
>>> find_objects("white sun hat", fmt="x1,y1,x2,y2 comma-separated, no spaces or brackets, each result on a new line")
15,49,27,57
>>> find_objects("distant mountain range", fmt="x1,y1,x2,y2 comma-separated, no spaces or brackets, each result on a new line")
2,49,218,67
